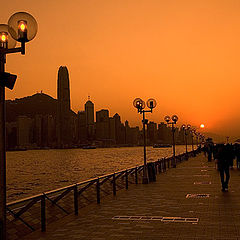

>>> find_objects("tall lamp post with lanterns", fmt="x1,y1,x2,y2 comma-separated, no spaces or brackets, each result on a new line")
195,132,199,148
195,132,204,148
164,115,178,168
199,134,205,148
0,12,37,239
133,98,157,184
181,124,191,155
191,128,196,152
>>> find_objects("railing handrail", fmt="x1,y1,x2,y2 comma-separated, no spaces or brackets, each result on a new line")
7,164,144,207
6,150,199,207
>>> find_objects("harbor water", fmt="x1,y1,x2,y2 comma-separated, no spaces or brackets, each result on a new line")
7,145,194,202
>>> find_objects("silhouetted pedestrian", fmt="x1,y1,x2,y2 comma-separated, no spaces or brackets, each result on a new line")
213,145,218,169
203,143,207,157
234,144,240,169
207,142,214,162
216,144,230,192
225,144,234,169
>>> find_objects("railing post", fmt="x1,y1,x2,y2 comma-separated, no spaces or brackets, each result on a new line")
158,160,161,173
113,173,116,196
135,167,138,184
125,170,128,190
74,185,78,215
41,194,46,232
96,178,100,204
154,162,157,174
171,158,174,166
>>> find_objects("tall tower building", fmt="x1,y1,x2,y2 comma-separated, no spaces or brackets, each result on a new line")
113,113,121,144
77,111,87,142
57,66,71,147
96,109,109,140
84,97,95,140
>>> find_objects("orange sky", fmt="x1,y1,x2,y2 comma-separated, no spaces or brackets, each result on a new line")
2,0,240,137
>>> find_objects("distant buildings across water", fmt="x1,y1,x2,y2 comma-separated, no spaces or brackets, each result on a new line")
6,66,194,150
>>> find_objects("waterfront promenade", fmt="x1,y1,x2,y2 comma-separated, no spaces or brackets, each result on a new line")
25,153,240,240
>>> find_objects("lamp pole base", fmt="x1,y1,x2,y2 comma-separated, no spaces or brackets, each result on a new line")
142,177,149,184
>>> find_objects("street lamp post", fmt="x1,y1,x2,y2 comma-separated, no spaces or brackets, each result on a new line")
199,134,205,148
0,12,37,240
164,115,178,168
195,132,202,148
191,128,196,152
181,124,191,155
133,98,157,184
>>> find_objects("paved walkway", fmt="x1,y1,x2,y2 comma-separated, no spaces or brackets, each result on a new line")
26,154,240,240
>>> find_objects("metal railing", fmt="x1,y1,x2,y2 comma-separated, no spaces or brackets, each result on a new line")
6,149,201,240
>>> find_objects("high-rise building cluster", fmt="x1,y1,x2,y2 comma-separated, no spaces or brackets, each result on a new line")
5,66,192,150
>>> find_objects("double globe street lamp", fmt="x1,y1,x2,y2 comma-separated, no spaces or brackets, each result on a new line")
200,134,205,147
0,12,37,240
190,128,196,152
133,98,157,184
164,115,178,168
181,124,191,155
197,133,205,148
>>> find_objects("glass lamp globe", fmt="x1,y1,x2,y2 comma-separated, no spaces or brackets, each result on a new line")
8,12,38,42
133,98,145,110
147,98,157,109
0,24,16,48
164,116,170,123
172,115,178,123
181,124,186,130
133,98,142,108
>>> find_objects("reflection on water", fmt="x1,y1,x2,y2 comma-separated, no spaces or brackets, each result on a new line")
7,145,193,202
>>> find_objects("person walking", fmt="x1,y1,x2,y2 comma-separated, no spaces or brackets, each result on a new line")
216,144,230,192
235,144,240,169
213,145,219,170
207,141,214,162
225,143,234,169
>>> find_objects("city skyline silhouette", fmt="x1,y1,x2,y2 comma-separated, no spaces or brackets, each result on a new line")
6,65,204,149
5,65,230,150
1,1,240,137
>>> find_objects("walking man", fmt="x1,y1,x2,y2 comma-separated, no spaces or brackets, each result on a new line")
216,144,230,192
235,144,240,169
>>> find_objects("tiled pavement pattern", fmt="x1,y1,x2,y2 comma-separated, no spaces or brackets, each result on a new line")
25,154,240,240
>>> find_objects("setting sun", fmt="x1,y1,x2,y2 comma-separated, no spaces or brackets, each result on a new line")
200,124,205,129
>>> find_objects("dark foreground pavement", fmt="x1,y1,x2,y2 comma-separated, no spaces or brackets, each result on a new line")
25,154,240,240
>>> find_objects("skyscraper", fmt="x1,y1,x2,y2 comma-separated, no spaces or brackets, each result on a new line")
77,111,87,142
113,113,121,144
85,97,95,140
57,66,71,148
96,109,110,140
